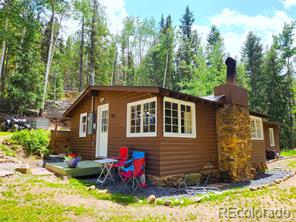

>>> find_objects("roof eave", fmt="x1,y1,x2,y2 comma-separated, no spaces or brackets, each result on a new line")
63,86,92,118
63,86,223,118
249,111,269,118
63,86,162,117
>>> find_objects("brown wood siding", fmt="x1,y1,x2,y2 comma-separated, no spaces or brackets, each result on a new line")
94,91,161,176
264,123,280,153
69,90,219,176
69,96,95,160
159,97,218,177
50,130,70,154
251,140,266,164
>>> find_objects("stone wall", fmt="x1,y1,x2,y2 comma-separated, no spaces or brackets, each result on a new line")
216,104,255,182
148,174,184,187
148,170,220,188
253,162,267,172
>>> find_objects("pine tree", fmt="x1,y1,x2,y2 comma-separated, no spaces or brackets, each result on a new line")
181,26,225,96
126,51,135,86
236,63,249,90
61,37,79,90
41,0,68,109
207,25,224,55
181,44,208,96
73,0,92,92
277,22,296,149
159,14,165,33
162,15,174,88
7,5,43,114
119,17,135,85
48,39,66,101
138,15,174,88
262,37,289,148
175,6,195,90
205,25,225,89
241,32,265,113
179,6,194,41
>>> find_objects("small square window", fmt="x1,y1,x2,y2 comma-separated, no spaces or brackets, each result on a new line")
269,128,275,146
79,113,87,137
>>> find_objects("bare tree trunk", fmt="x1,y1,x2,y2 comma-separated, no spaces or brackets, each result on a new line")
139,37,142,65
163,50,169,88
287,59,294,149
53,72,56,103
79,16,84,91
41,2,67,108
1,46,10,94
0,18,8,80
0,46,7,94
15,26,27,71
111,44,117,86
42,9,55,109
89,0,97,86
125,40,129,86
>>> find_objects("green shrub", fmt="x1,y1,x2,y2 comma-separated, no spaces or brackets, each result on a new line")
10,129,50,157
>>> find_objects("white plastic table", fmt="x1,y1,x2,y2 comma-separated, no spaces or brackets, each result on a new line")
95,158,118,186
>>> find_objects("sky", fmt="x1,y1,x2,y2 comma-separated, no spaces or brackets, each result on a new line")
63,0,296,58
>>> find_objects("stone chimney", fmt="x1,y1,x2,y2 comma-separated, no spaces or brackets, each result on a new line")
214,57,255,182
225,57,236,85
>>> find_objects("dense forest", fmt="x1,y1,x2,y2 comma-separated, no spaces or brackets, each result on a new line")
0,0,295,149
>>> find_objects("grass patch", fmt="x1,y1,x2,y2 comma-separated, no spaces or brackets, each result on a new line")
68,178,142,205
287,160,296,169
280,149,296,157
199,187,274,204
1,171,296,221
0,144,16,157
24,176,143,205
0,178,95,222
0,199,93,222
0,131,13,137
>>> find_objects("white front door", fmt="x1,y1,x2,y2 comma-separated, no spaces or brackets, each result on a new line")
96,104,109,157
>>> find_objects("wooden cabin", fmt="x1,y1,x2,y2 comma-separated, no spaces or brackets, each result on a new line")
58,58,280,184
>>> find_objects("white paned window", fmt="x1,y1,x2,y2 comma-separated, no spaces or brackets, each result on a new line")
101,109,109,133
127,97,157,137
79,113,87,137
250,116,264,140
269,128,275,146
163,97,196,138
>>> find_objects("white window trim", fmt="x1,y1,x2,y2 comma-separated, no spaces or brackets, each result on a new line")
126,97,157,137
79,113,87,138
163,97,196,138
250,115,264,140
269,128,275,147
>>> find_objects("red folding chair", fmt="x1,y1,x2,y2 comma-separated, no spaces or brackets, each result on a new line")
119,158,145,193
113,146,129,168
